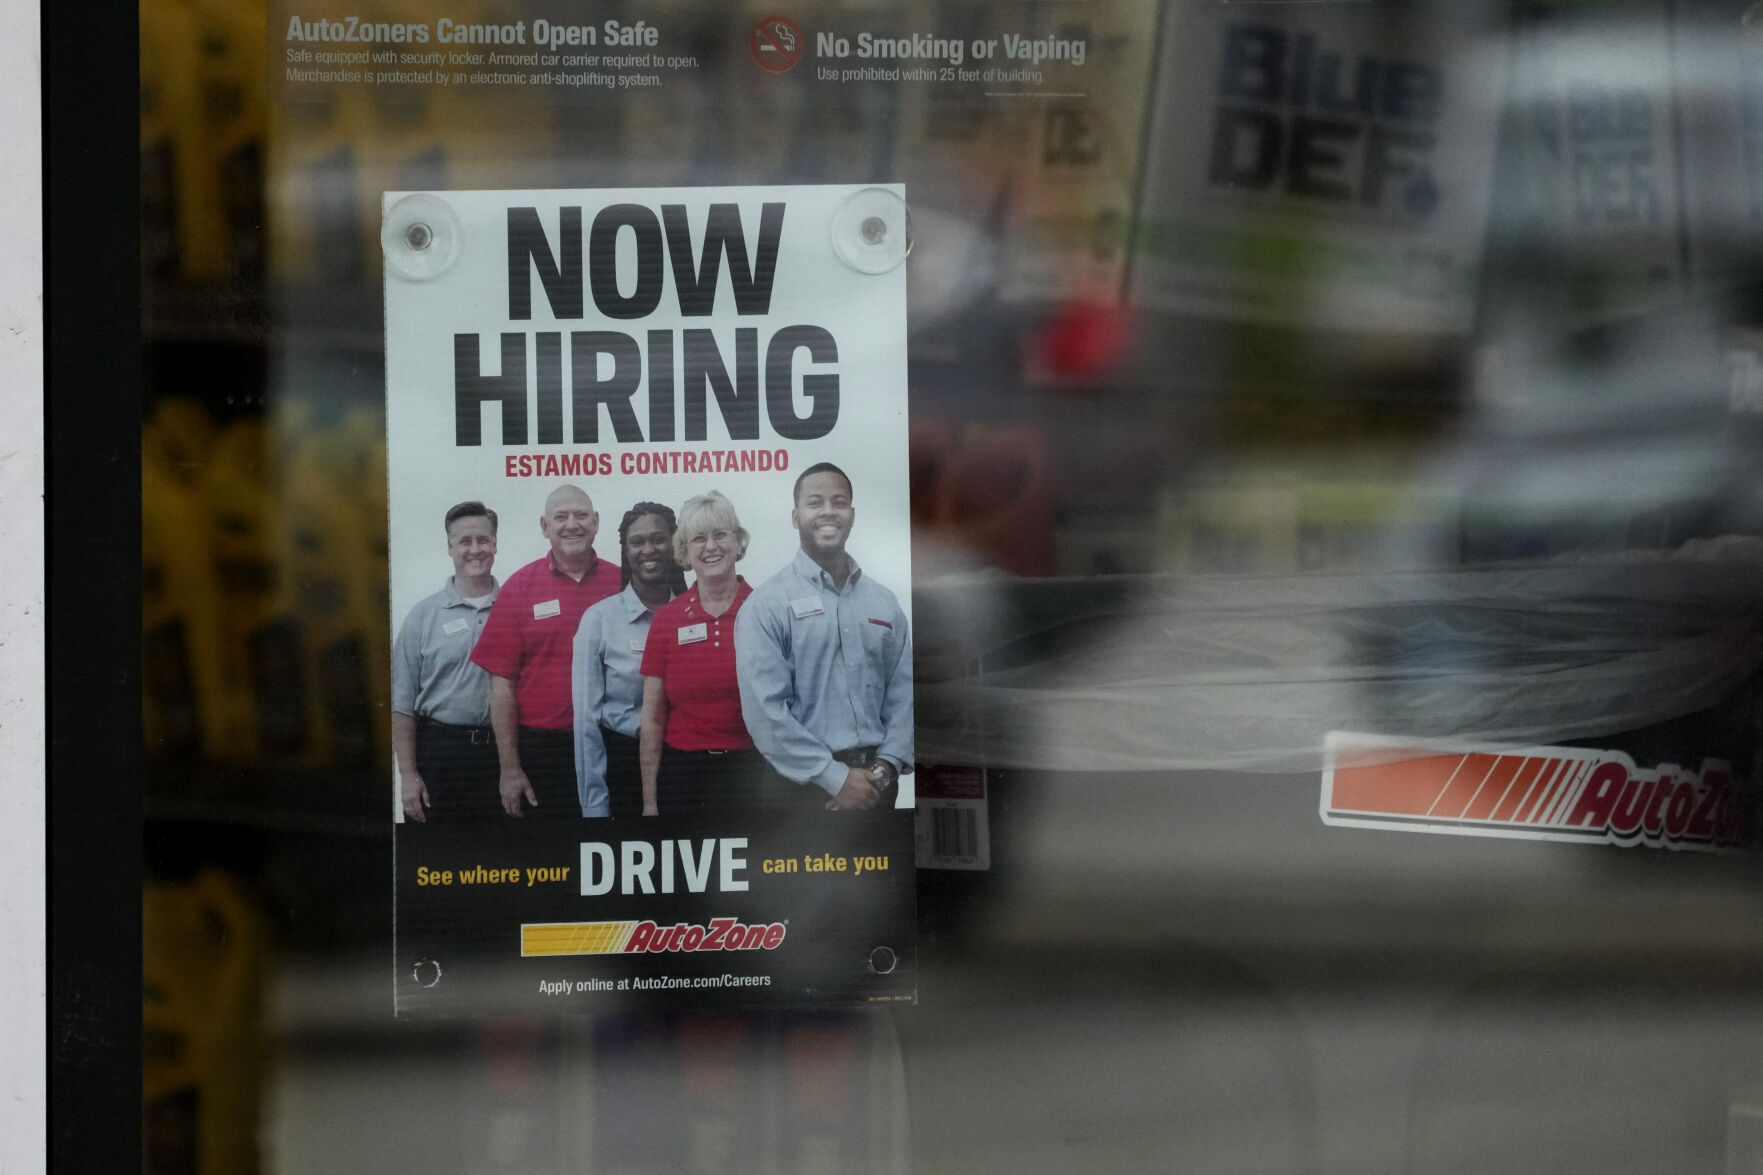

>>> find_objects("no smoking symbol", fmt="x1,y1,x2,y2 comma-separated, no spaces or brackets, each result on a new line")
751,15,803,73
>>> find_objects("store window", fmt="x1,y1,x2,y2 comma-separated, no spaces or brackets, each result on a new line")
135,2,1763,1173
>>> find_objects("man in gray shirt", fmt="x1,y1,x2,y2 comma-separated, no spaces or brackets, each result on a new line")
737,463,912,811
392,501,501,821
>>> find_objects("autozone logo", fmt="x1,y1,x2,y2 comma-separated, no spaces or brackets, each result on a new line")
1321,733,1743,851
521,917,786,957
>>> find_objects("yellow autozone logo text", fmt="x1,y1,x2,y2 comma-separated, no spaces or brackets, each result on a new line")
522,917,786,957
1321,733,1743,850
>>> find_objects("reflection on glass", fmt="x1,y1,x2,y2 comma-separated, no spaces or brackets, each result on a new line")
142,1,1763,1171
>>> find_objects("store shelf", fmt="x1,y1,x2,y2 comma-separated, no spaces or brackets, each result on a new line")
145,761,387,839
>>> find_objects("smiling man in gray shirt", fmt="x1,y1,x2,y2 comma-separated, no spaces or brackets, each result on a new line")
392,500,501,822
736,463,912,811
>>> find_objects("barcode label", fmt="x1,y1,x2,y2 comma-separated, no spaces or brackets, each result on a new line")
916,799,990,870
934,807,977,858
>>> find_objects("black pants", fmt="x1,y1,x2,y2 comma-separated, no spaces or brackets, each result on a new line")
601,724,642,819
656,747,769,816
414,718,500,821
516,725,580,818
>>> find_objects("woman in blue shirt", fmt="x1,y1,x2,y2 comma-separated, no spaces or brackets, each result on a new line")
571,502,687,817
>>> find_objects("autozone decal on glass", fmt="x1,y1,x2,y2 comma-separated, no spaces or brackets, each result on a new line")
1321,731,1742,851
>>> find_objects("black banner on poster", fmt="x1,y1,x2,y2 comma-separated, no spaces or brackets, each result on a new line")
396,813,915,1015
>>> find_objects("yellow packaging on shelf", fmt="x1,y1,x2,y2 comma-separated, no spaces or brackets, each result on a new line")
285,403,389,566
144,435,227,760
140,0,197,282
143,869,265,1175
144,397,220,486
190,0,269,283
142,0,267,284
278,437,391,768
200,418,308,760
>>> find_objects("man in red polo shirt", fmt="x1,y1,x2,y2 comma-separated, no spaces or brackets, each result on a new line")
471,484,622,817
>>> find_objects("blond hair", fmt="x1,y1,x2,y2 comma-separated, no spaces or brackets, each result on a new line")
673,490,750,565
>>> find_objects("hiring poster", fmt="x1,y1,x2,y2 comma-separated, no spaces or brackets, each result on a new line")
386,185,916,1014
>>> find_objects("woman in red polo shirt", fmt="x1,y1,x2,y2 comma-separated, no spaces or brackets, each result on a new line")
638,490,768,815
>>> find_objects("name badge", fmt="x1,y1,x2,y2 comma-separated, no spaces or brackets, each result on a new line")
678,623,708,645
791,596,824,618
442,618,471,637
533,599,561,619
